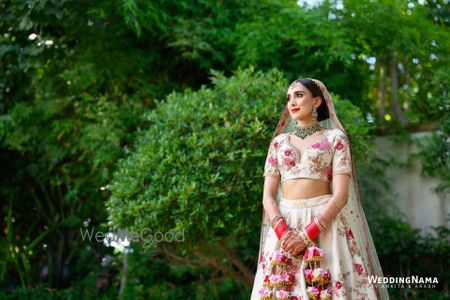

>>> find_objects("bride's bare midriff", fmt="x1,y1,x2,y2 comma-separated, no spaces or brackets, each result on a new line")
282,178,331,199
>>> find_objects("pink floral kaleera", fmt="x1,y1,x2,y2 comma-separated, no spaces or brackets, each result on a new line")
258,244,334,300
302,245,333,300
261,249,299,299
257,78,389,299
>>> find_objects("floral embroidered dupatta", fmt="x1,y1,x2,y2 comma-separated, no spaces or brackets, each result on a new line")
257,78,390,299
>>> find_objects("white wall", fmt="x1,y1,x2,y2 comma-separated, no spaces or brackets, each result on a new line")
373,131,449,237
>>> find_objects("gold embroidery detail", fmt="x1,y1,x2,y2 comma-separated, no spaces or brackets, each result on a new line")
291,199,308,208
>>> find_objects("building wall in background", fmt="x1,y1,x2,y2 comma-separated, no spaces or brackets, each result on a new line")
374,131,449,237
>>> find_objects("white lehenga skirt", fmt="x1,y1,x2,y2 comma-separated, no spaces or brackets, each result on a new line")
250,194,380,300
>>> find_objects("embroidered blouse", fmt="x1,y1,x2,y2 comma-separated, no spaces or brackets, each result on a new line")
263,128,352,183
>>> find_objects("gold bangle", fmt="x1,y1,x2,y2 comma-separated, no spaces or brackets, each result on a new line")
313,216,324,232
315,213,327,231
271,215,283,228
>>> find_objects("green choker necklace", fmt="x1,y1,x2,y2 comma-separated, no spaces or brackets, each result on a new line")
294,122,322,139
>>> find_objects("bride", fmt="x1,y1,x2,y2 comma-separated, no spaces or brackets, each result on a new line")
250,78,390,299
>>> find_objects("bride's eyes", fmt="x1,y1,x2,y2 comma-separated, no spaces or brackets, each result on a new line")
286,92,304,102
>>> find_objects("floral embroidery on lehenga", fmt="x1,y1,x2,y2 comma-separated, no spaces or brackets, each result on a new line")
332,273,348,298
254,126,384,299
253,196,382,300
334,211,380,298
338,213,363,257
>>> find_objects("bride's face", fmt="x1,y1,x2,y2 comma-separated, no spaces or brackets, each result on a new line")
286,82,321,121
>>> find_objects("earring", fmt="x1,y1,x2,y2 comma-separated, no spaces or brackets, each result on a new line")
312,105,318,121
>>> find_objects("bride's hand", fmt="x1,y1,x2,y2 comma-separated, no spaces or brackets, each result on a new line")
281,229,307,257
280,229,294,248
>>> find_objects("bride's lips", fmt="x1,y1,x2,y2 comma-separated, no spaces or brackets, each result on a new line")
291,108,300,113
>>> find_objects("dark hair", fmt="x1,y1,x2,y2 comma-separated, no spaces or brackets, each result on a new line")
291,78,329,121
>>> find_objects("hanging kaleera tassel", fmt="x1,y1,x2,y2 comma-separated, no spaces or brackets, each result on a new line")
303,244,333,300
259,239,333,300
259,245,297,300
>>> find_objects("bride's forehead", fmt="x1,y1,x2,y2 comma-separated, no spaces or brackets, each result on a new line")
287,81,305,93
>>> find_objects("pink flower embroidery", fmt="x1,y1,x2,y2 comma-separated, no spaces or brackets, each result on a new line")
284,158,296,167
284,149,293,156
273,141,279,148
312,140,332,150
269,156,278,167
320,140,332,150
336,141,344,150
346,228,354,240
354,263,365,276
326,165,333,181
312,143,321,149
335,281,342,289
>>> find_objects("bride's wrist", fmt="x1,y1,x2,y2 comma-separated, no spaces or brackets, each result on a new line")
270,215,283,228
300,228,315,246
304,217,322,242
314,213,328,232
274,218,288,240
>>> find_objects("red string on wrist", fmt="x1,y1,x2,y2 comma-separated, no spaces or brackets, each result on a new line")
275,220,288,240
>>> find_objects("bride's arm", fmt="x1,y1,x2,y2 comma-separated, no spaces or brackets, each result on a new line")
262,136,288,234
263,176,303,255
318,129,353,228
302,130,353,242
262,176,284,228
318,173,351,227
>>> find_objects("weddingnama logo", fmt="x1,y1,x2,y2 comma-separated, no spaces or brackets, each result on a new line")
80,228,185,251
368,275,439,289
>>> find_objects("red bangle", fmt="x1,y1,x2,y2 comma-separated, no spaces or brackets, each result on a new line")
274,220,288,240
304,219,321,240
